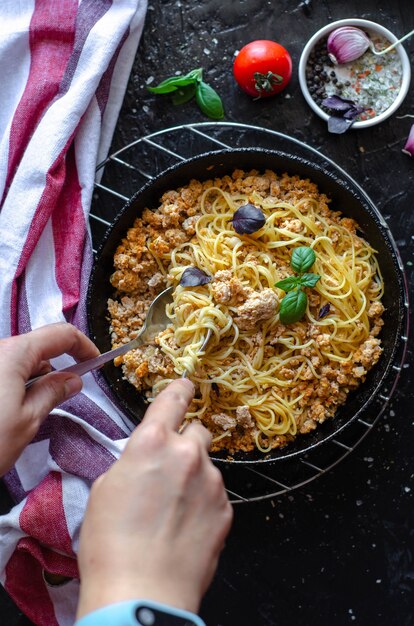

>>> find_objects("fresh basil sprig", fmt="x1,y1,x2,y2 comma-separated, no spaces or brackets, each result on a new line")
275,246,320,324
147,68,224,120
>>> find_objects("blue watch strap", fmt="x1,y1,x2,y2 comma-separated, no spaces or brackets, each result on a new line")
74,599,207,626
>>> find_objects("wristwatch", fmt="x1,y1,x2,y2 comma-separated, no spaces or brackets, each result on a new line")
74,599,207,626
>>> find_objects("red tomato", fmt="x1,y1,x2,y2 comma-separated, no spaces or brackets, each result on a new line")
233,40,292,98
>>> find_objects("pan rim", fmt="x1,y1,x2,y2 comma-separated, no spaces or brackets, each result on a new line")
87,146,407,464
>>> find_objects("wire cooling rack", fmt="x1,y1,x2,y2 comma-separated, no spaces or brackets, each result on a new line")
90,122,409,504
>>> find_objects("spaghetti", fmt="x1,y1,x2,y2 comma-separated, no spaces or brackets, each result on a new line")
108,169,384,453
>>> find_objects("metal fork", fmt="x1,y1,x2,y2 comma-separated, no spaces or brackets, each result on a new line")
26,286,212,387
26,286,174,388
182,328,213,378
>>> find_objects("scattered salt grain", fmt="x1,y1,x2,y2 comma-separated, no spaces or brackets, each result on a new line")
404,486,411,493
146,76,154,85
203,48,211,55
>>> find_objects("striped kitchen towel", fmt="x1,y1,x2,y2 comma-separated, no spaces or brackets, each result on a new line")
0,1,147,624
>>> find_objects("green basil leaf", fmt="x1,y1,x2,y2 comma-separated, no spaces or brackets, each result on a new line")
148,68,203,94
279,289,308,325
147,77,183,94
195,81,224,119
275,276,300,292
299,273,321,288
291,246,316,273
185,68,203,83
171,83,197,105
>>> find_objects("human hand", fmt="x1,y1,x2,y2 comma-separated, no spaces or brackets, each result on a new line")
76,379,233,619
0,323,99,477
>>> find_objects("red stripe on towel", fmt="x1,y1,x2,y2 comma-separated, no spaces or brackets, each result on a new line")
4,473,78,626
10,132,75,334
52,143,85,314
1,0,77,203
5,538,60,626
19,472,74,556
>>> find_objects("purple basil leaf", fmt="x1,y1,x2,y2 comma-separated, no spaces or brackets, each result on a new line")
232,203,266,235
180,267,212,287
212,382,220,396
318,303,331,319
327,116,354,134
343,104,366,120
322,95,355,111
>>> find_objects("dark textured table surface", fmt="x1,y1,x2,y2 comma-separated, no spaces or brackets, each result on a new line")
1,1,413,624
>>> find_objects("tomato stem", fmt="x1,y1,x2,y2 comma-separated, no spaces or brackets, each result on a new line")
253,71,283,95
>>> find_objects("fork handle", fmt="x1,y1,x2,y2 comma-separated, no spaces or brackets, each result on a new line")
25,333,146,389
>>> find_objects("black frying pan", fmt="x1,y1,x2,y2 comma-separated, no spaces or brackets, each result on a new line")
87,148,405,463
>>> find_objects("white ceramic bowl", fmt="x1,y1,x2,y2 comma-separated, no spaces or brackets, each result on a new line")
298,18,411,129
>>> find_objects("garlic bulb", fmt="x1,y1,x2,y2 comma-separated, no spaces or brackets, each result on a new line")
402,124,414,157
327,26,371,65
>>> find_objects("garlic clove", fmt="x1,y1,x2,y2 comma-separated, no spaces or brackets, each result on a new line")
402,124,414,157
327,26,371,65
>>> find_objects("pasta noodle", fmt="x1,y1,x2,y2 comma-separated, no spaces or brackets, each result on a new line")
108,169,384,454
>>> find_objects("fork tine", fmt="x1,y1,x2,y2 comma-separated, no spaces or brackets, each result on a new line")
181,328,213,379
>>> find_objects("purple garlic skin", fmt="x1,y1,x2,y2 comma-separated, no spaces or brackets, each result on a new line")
402,124,414,157
327,26,371,65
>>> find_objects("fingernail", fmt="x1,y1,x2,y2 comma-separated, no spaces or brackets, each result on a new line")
63,377,82,400
178,378,195,394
